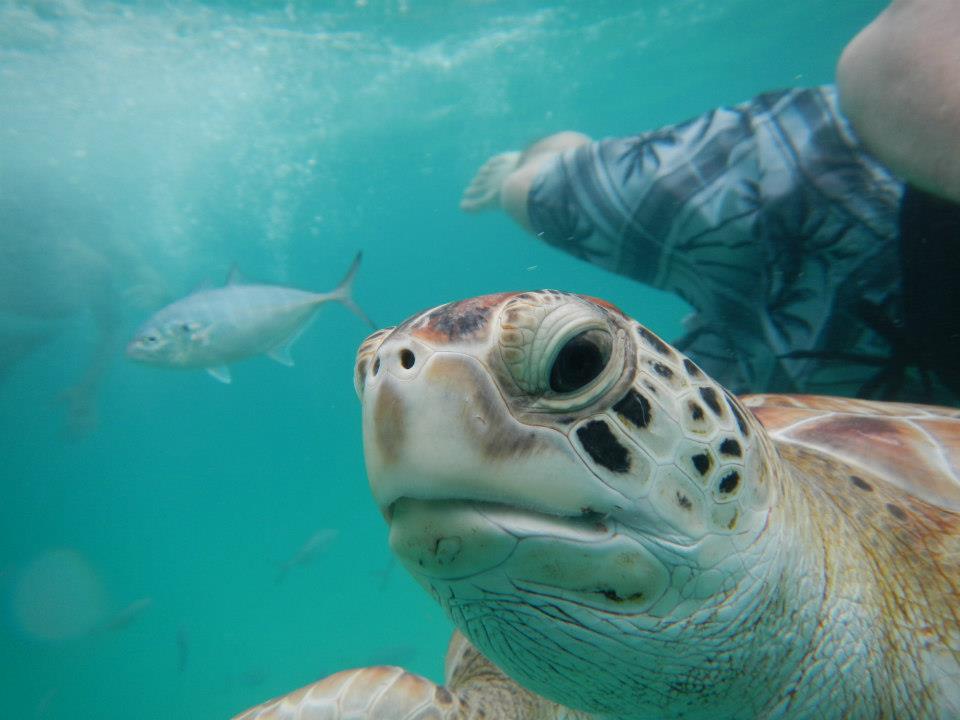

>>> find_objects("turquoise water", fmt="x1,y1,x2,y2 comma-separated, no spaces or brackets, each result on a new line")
0,1,886,717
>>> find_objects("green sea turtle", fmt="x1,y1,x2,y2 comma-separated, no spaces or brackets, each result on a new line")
236,290,960,719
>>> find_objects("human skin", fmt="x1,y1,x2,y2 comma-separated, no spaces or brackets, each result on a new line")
837,0,960,203
459,131,591,231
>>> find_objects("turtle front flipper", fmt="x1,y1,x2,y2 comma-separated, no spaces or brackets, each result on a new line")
230,665,465,720
232,632,586,720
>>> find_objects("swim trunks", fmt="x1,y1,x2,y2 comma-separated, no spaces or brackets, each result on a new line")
894,185,960,399
527,85,930,399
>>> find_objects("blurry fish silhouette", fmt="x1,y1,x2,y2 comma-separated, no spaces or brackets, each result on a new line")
101,596,153,632
34,687,58,719
177,625,189,673
0,174,175,437
373,555,396,591
275,529,339,584
127,252,373,384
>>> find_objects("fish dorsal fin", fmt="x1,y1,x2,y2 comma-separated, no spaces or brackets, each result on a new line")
226,264,245,286
206,366,232,384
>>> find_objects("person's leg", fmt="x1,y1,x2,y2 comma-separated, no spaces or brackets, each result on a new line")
838,0,960,203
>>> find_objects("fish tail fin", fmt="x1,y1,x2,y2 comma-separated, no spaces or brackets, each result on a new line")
327,251,376,328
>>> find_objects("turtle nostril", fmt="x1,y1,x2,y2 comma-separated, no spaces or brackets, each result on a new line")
400,349,416,369
372,356,381,375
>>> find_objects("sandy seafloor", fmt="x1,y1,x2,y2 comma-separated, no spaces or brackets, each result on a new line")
0,1,886,717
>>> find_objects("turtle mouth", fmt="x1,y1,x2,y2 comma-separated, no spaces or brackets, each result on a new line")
385,496,669,610
385,497,610,530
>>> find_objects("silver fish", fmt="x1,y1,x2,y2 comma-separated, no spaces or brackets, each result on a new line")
275,528,339,584
102,596,153,632
127,252,372,383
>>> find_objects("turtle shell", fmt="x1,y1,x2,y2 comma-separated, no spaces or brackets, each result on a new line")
743,394,960,512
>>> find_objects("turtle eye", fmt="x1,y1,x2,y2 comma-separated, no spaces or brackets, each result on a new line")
549,330,612,393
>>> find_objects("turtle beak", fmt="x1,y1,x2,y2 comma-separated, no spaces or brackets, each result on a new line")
357,327,618,524
356,328,444,516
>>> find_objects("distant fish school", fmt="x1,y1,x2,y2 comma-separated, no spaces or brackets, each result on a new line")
127,252,372,383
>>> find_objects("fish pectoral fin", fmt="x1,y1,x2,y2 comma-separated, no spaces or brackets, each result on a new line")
267,324,312,367
267,341,295,367
206,366,233,384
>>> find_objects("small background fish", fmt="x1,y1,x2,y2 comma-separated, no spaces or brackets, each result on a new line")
275,528,340,585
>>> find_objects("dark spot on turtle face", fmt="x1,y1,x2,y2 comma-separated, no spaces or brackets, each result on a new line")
435,687,453,705
428,302,490,340
699,387,723,416
850,475,873,492
886,503,907,520
718,471,740,494
652,362,674,379
676,492,693,510
723,391,750,436
399,348,415,369
403,293,515,343
600,587,644,602
719,438,742,457
683,358,703,378
558,416,576,425
636,325,672,356
373,356,381,375
688,401,705,422
580,507,609,532
613,389,651,428
691,453,711,476
577,420,630,473
643,380,659,395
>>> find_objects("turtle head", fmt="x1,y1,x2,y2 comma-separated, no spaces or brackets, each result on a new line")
356,291,779,716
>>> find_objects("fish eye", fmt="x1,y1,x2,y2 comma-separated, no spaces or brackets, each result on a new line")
145,335,158,343
549,330,612,393
180,323,191,333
